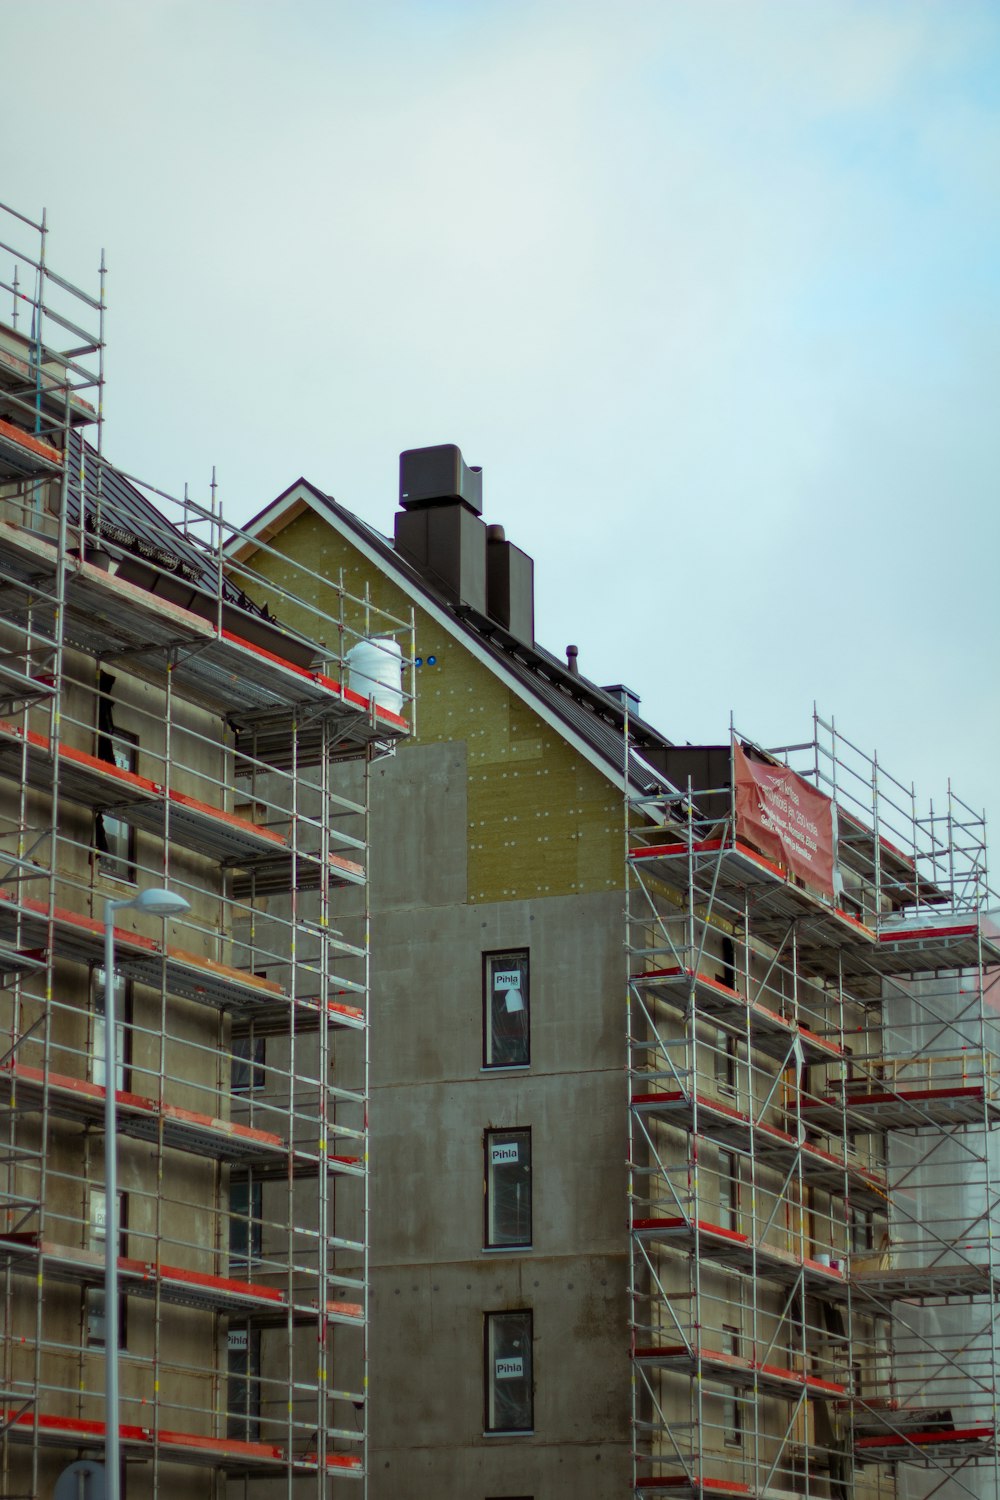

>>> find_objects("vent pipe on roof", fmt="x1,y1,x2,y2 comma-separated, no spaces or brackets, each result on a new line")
566,645,580,676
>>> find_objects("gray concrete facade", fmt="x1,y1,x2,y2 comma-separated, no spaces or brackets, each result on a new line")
366,742,630,1498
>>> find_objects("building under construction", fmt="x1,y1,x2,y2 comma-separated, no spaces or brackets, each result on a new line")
227,449,1000,1500
0,202,412,1498
0,198,995,1500
628,721,1000,1500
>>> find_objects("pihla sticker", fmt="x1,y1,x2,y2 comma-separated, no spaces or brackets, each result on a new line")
495,1357,524,1379
491,1142,519,1165
494,970,520,990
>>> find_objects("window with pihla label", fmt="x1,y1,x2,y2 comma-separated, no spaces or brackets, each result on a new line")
484,1310,533,1433
485,1128,532,1248
483,950,529,1067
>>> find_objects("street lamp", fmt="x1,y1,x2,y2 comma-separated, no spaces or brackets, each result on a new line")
102,886,190,1500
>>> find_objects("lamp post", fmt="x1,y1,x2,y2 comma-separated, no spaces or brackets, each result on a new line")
102,886,190,1500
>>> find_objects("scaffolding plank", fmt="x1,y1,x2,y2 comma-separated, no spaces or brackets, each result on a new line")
0,1236,360,1323
635,1483,755,1499
0,417,63,480
801,1083,1000,1133
0,1410,363,1473
855,1426,996,1463
0,719,364,882
629,838,876,951
632,966,844,1066
0,522,405,745
0,659,55,708
0,1063,290,1165
630,1215,849,1299
0,889,289,1013
631,1089,887,1209
851,1260,1000,1301
632,1343,846,1399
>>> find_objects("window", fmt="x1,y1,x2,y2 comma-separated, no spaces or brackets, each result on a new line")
723,1323,743,1447
720,936,737,990
227,1324,261,1440
485,1129,532,1249
230,1179,263,1269
231,1036,266,1094
720,1150,740,1232
484,951,529,1068
86,1187,128,1347
91,966,132,1092
715,1031,738,1099
95,718,139,882
851,1206,875,1254
485,1310,533,1433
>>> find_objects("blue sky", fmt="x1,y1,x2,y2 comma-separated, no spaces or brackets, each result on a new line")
4,0,999,855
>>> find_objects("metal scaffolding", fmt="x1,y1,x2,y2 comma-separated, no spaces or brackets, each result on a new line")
0,201,413,1499
626,710,999,1500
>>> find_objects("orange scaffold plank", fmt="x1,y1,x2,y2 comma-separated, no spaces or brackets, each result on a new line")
0,519,405,742
635,1482,754,1498
0,1410,362,1473
631,1089,887,1209
802,1083,1000,1133
628,837,876,947
632,965,843,1066
0,417,63,478
0,891,363,1025
0,1235,363,1325
632,1343,845,1399
855,1426,997,1462
0,718,364,882
630,1215,848,1300
0,1063,288,1165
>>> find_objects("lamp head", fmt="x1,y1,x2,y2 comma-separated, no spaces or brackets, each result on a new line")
132,887,191,918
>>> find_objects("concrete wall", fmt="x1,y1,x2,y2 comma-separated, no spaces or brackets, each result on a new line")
368,753,630,1498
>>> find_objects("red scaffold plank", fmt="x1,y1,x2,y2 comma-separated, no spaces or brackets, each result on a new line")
221,628,406,732
0,1062,283,1155
0,1410,363,1472
633,1342,845,1398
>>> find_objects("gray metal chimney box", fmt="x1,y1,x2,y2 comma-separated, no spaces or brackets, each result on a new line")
487,534,534,645
399,444,483,515
394,504,487,612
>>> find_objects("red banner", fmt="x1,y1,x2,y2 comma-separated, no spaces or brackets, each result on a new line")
733,740,835,899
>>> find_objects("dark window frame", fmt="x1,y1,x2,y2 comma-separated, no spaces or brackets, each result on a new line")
95,721,139,884
484,1127,532,1250
483,950,530,1069
723,1321,743,1447
231,1035,266,1094
227,1323,262,1440
230,1178,263,1270
91,965,133,1093
484,1308,533,1434
86,1186,128,1349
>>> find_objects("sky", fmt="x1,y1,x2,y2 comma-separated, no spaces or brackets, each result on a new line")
3,0,998,862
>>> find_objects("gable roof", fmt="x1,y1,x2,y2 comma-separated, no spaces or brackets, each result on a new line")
233,479,678,798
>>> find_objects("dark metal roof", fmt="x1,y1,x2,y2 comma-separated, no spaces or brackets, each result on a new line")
296,481,675,796
65,431,259,612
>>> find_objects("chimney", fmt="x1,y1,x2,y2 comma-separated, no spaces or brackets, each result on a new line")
394,444,487,611
486,524,534,646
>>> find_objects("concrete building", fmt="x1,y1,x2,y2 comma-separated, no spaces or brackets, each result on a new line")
236,442,1000,1500
0,203,410,1499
